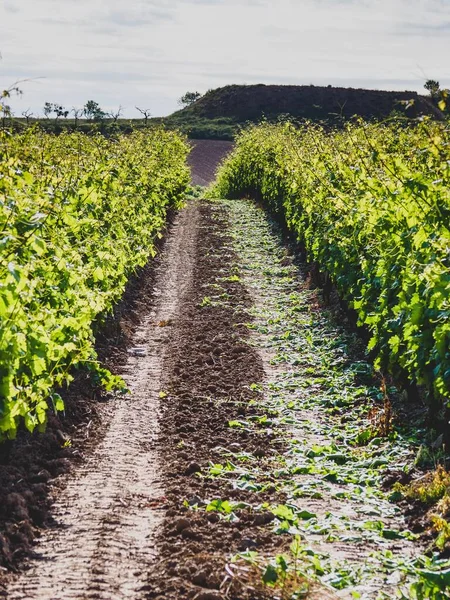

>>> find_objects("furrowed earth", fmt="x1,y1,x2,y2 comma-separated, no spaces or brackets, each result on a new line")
0,141,444,600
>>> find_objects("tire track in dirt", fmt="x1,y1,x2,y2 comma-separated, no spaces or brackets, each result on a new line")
5,203,200,600
143,201,337,600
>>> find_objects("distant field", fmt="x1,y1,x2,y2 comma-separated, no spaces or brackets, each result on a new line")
188,139,233,185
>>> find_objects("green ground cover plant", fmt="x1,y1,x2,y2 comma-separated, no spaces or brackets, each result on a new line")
195,198,450,598
0,127,190,439
211,119,450,414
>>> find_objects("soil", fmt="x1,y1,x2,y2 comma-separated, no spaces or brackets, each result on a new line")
1,205,198,599
0,198,336,600
0,382,98,572
0,211,178,581
144,203,290,600
188,140,233,186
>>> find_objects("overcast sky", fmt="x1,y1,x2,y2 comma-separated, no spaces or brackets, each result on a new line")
1,0,450,118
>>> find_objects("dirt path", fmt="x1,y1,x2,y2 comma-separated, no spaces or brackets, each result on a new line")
5,204,199,600
1,197,441,599
137,200,429,600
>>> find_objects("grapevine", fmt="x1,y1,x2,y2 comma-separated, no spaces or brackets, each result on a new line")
212,119,450,409
0,127,190,438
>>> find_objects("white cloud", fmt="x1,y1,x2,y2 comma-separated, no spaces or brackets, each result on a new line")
1,0,449,117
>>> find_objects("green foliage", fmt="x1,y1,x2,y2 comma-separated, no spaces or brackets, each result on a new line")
1,84,22,118
83,100,106,121
395,467,450,505
424,80,441,99
423,81,449,114
158,114,237,140
230,538,311,598
212,120,450,408
12,114,236,140
0,127,190,439
206,499,234,513
431,516,450,552
43,102,69,120
409,564,450,599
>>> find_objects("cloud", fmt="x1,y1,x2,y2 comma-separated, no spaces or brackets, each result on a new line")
3,2,19,13
398,20,450,34
107,8,175,27
1,0,449,117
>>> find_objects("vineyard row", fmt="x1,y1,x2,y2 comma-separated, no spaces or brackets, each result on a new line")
0,128,190,439
212,120,450,412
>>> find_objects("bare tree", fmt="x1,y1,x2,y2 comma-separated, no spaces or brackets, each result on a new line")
135,106,151,126
109,105,124,123
71,107,83,129
22,108,34,125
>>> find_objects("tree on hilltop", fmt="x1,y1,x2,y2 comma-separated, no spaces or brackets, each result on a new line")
424,79,449,113
178,91,202,107
109,105,124,123
424,79,441,99
54,104,69,120
22,108,34,125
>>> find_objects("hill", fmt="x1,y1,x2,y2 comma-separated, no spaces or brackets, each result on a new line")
162,83,438,139
9,84,440,141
